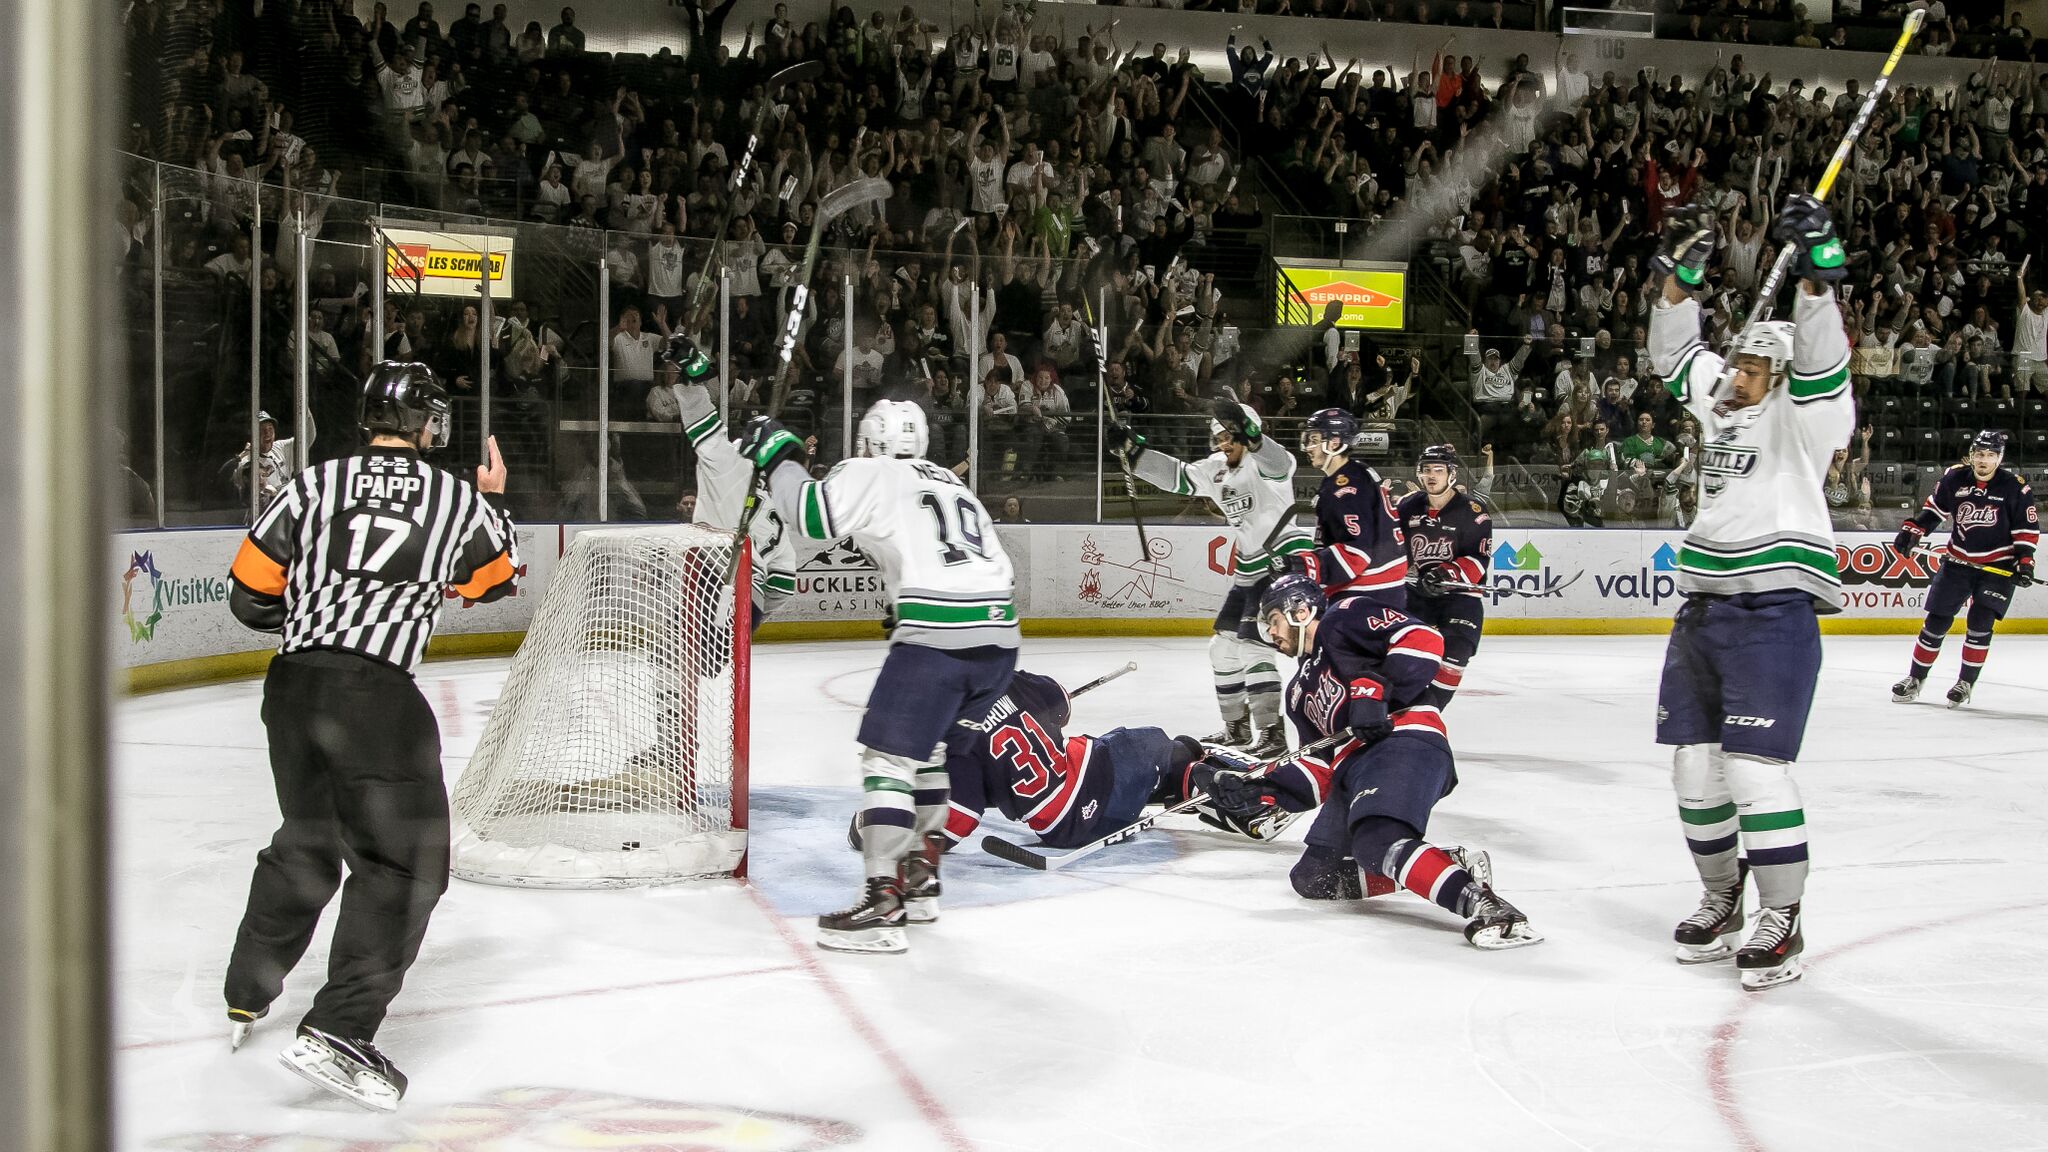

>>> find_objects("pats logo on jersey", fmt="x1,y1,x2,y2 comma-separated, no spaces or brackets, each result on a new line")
1303,669,1347,733
1955,502,2002,530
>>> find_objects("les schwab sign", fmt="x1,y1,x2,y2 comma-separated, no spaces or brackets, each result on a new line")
1275,262,1407,331
383,226,516,299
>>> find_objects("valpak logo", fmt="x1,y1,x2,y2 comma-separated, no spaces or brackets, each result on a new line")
1487,540,1568,602
1594,542,1682,605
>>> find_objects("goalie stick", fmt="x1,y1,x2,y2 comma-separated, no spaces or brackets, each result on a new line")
685,60,823,333
980,726,1363,871
1911,542,2022,582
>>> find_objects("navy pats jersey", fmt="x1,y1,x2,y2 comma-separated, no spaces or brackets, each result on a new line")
1397,490,1494,593
942,670,1115,847
1267,598,1447,810
1300,465,1408,604
1908,465,2040,567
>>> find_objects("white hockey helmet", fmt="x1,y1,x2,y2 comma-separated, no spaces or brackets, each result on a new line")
1730,321,1795,379
857,398,929,459
1210,401,1260,449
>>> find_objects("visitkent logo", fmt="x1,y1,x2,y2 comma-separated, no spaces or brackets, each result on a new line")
1487,540,1568,601
121,549,231,642
1593,542,1682,605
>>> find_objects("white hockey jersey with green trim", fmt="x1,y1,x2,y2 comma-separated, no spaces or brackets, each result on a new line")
1130,430,1311,586
672,384,798,615
1649,287,1854,602
777,455,1018,650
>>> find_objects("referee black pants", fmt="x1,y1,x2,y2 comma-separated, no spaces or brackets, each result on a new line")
224,649,450,1040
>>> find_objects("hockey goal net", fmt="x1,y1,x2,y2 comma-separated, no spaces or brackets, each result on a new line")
450,524,749,888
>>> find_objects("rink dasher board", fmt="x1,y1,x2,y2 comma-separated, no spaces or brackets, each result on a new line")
113,525,2042,687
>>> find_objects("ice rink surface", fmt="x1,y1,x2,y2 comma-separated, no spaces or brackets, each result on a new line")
116,634,2048,1152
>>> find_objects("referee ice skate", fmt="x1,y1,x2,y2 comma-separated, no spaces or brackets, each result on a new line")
220,362,520,1110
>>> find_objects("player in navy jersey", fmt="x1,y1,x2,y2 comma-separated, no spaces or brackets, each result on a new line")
1291,407,1408,608
1394,445,1493,708
1202,575,1541,949
1892,430,2040,707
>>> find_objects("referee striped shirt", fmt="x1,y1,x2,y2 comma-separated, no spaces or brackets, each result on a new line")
227,446,520,673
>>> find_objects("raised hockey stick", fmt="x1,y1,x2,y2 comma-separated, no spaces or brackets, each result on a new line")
980,726,1361,871
685,60,823,332
1086,289,1151,554
1910,542,2019,581
769,176,895,415
1069,660,1138,699
1417,568,1584,599
1718,8,1922,401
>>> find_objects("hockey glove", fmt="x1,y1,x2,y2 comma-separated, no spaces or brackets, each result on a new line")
1209,397,1261,446
2014,553,2035,587
1770,192,1848,283
1651,203,1718,292
739,416,805,475
1416,561,1459,596
1343,681,1391,739
1282,550,1317,580
1104,421,1147,466
1192,764,1282,820
1893,520,1926,558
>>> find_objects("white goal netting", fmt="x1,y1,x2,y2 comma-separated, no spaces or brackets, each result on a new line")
450,525,747,888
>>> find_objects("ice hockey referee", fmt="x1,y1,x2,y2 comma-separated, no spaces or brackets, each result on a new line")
219,361,520,1111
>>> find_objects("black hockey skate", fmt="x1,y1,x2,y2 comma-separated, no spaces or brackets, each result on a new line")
1890,675,1923,703
1243,722,1289,759
902,834,944,925
279,1026,407,1112
228,1005,267,1051
1674,866,1747,964
1463,885,1543,950
1737,903,1804,990
1946,680,1973,709
1202,718,1253,748
817,875,908,954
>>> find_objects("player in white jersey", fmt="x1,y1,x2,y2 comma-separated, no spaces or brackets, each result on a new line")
1648,194,1854,991
1106,399,1312,757
653,333,796,627
743,399,1018,955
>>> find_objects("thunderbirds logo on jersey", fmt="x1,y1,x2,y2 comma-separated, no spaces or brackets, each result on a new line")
1076,534,1186,610
1593,541,1682,605
121,549,232,643
158,1086,861,1150
1698,434,1759,498
1487,540,1568,602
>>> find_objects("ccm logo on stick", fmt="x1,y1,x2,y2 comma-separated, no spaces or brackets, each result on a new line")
1724,715,1777,728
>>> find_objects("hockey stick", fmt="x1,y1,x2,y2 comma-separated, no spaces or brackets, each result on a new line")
1910,542,2019,581
685,60,823,332
1069,660,1138,699
1715,9,1922,400
1417,569,1584,599
769,176,894,416
1086,290,1151,554
981,726,1361,871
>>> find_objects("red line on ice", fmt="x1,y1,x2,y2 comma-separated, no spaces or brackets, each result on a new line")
744,883,978,1152
1704,899,2044,1152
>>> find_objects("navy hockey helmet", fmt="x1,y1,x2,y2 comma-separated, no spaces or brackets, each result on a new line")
660,331,714,381
1258,572,1328,654
360,361,450,449
1971,429,2009,457
1417,443,1461,473
1300,407,1359,457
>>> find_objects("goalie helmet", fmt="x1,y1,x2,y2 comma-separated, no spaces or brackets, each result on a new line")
360,361,450,449
1730,321,1795,380
857,398,929,459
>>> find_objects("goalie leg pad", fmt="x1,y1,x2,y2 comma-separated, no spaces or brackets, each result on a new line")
1724,752,1808,909
1673,743,1741,892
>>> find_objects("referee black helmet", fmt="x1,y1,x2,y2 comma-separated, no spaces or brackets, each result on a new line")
360,361,450,448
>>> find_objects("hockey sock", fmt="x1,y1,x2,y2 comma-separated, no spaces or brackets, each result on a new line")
1673,744,1740,891
856,747,921,880
1208,632,1249,725
911,764,949,839
1910,619,1952,679
1725,753,1808,907
1244,658,1283,729
1379,839,1477,916
1960,628,1992,684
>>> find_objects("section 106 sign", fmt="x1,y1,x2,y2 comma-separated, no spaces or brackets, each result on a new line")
1274,261,1407,331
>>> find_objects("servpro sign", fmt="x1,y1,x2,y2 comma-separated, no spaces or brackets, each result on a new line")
1274,262,1407,330
382,226,517,299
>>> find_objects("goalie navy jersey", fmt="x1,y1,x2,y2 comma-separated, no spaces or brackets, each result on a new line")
1906,465,2040,567
1267,598,1447,810
941,670,1113,847
1299,465,1408,604
1396,490,1493,594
